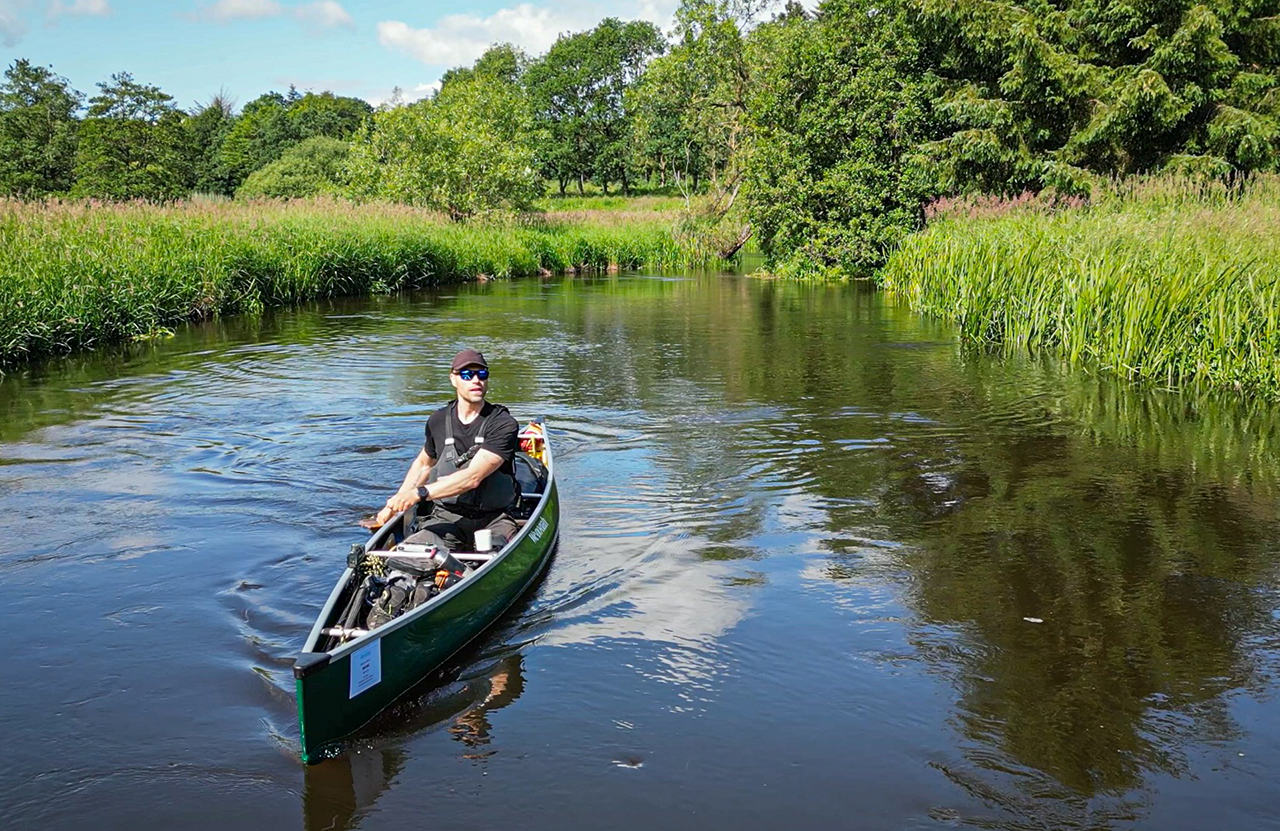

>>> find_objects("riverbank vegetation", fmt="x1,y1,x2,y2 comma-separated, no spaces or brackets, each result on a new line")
0,199,697,368
4,1,1277,240
882,175,1280,398
3,0,1280,391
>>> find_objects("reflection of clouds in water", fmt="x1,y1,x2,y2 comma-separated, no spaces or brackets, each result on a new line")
0,428,180,568
540,550,746,647
797,556,913,655
801,536,906,579
536,532,749,707
773,491,831,538
531,410,770,707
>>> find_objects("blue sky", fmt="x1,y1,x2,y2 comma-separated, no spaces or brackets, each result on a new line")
1,0,683,110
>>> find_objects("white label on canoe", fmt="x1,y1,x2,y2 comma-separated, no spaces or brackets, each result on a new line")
349,640,381,698
530,517,549,543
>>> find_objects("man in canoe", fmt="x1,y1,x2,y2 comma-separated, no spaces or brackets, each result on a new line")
371,348,521,552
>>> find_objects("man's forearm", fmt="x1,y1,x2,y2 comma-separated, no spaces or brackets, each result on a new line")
398,455,432,492
421,466,485,501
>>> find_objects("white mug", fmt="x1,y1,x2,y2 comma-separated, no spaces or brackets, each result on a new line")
474,528,493,552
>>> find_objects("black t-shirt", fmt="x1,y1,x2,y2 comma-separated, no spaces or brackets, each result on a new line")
424,402,519,476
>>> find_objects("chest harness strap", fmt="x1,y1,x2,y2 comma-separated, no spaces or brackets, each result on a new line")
431,403,517,516
442,403,492,468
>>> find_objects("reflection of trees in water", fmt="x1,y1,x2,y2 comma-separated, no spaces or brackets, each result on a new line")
833,397,1280,808
302,654,526,831
488,274,1280,806
553,276,1280,809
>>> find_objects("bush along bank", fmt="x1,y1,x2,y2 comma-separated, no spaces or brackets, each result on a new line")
0,198,699,369
879,176,1280,400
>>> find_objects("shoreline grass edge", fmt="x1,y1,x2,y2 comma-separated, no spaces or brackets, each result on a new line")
0,198,706,371
880,176,1280,401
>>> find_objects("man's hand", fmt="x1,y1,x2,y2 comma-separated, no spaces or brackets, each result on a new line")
363,488,419,529
385,488,422,513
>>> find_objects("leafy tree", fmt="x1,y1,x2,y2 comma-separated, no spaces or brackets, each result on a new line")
346,73,541,218
917,0,1280,192
524,45,591,195
585,19,666,193
628,51,705,188
440,43,528,90
219,89,371,194
629,1,800,195
236,136,350,198
184,93,236,195
666,0,754,194
72,72,193,200
526,19,664,194
285,91,372,141
743,0,935,273
216,92,295,190
0,59,82,196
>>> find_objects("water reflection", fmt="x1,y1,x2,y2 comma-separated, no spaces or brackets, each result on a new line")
302,654,527,831
793,363,1280,820
898,442,1279,800
302,748,405,831
3,275,1280,830
449,655,525,754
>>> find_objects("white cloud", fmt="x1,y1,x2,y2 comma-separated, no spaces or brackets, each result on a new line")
293,0,351,29
0,0,111,45
378,3,610,67
200,0,281,21
49,0,110,15
0,1,32,46
376,0,816,69
195,0,352,28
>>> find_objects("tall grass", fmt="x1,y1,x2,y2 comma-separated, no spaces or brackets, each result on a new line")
881,175,1280,399
0,198,702,368
534,194,688,215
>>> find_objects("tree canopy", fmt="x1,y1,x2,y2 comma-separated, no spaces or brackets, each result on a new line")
0,59,82,197
741,0,1280,271
525,18,665,194
236,136,350,199
917,0,1280,192
73,72,192,200
345,71,541,218
216,89,372,194
2,0,1277,273
744,0,934,272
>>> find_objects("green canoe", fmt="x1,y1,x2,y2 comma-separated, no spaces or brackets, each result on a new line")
293,422,559,764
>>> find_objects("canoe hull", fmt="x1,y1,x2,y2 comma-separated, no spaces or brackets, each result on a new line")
295,465,558,764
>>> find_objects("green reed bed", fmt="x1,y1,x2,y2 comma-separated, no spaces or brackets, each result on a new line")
0,198,699,368
881,176,1280,399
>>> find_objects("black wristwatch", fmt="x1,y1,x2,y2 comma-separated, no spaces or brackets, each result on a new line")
416,485,430,502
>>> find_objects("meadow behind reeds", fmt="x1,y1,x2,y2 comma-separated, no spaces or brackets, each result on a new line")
0,198,701,368
881,175,1280,399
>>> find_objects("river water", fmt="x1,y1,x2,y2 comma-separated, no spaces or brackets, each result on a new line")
3,273,1280,830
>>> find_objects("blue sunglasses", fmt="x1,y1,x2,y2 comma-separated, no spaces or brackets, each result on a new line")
457,368,489,381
